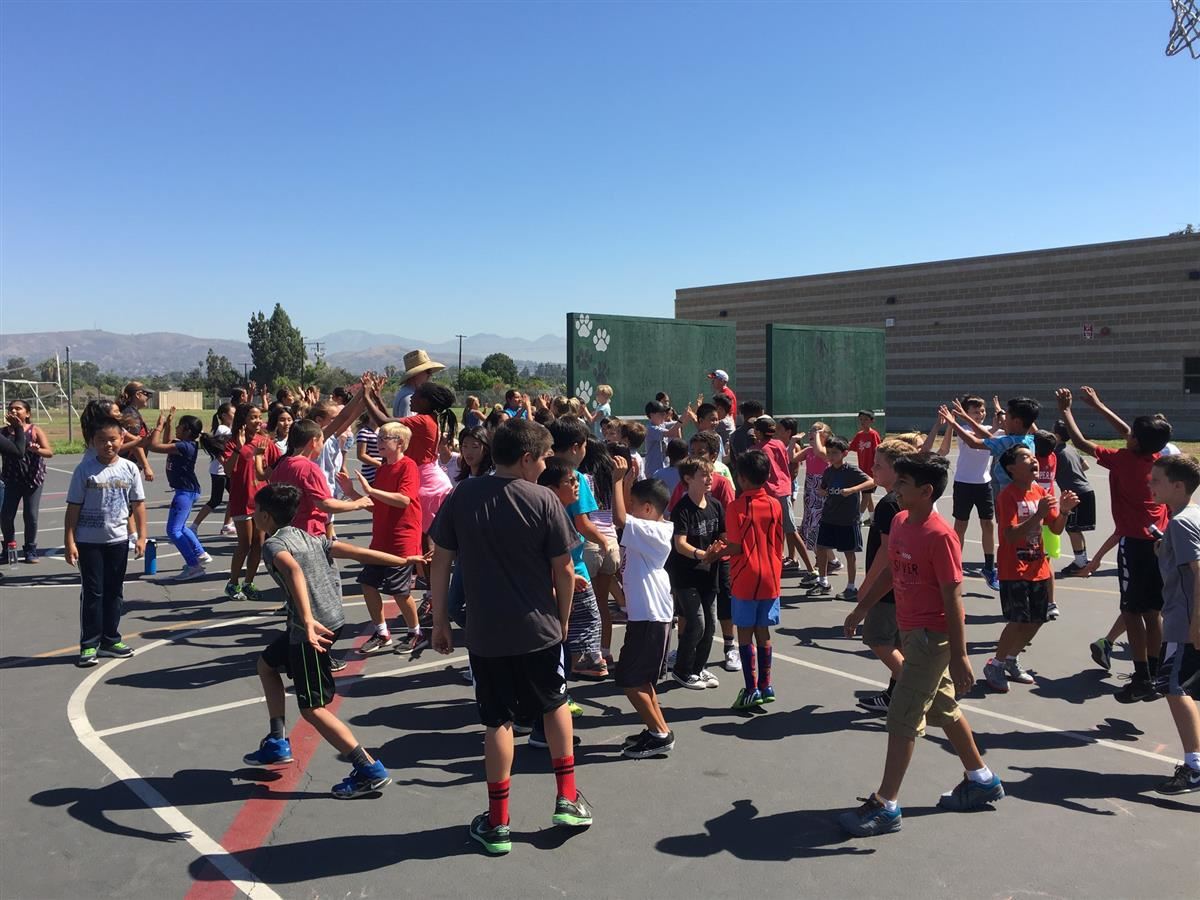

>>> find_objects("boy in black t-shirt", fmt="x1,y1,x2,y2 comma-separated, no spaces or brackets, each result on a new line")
807,437,875,599
844,437,921,713
430,420,594,856
668,458,727,690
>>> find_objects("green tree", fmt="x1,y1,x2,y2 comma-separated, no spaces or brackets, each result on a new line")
456,366,495,391
302,360,356,395
4,358,34,380
179,367,207,392
480,352,517,385
248,303,306,387
204,348,240,397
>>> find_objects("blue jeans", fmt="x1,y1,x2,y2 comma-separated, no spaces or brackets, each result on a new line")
166,490,205,566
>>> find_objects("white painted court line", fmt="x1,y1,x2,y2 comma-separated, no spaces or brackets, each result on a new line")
67,615,284,900
94,652,468,737
772,651,1181,766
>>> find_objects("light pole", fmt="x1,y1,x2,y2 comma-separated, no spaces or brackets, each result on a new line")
455,334,466,389
65,346,73,443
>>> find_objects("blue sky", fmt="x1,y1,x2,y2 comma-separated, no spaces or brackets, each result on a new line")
2,1,1197,344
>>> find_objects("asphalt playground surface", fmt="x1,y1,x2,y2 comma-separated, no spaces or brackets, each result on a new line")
1,453,1197,900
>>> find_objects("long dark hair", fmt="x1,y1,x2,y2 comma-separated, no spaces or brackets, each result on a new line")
579,437,615,510
210,402,233,432
416,382,459,448
457,426,493,482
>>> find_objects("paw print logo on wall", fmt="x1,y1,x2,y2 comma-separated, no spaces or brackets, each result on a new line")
592,328,610,352
576,381,593,405
575,314,593,338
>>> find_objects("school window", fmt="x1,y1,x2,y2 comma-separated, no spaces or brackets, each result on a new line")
1185,357,1200,394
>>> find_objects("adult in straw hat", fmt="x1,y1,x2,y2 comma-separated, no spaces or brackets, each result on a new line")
392,349,446,417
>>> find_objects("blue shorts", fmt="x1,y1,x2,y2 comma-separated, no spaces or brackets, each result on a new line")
731,597,781,628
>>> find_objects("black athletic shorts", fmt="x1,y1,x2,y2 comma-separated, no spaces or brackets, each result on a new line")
614,621,671,689
817,522,862,553
952,481,994,522
206,473,227,510
1118,537,1164,614
1065,490,1096,533
1156,642,1200,699
261,626,344,710
357,563,415,597
469,643,568,728
999,579,1051,624
717,559,732,621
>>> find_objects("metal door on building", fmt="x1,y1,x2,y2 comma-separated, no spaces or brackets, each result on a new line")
765,324,886,437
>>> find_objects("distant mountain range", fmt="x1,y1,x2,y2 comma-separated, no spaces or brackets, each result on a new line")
0,329,565,377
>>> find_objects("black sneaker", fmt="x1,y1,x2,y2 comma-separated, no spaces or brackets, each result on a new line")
782,558,800,571
622,729,650,748
329,655,347,673
1155,764,1200,795
528,725,548,749
622,730,675,759
1090,637,1113,672
512,719,534,736
469,812,512,855
1059,561,1085,577
856,693,890,715
552,789,593,827
805,582,832,597
395,631,430,656
1113,675,1155,704
798,571,820,587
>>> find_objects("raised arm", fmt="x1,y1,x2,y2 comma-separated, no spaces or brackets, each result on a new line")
940,406,987,450
1079,386,1130,439
610,456,631,529
1055,388,1099,457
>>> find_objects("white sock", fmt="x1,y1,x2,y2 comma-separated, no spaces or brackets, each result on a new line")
879,796,898,812
651,730,669,739
1185,751,1200,771
967,765,995,784
1074,551,1088,565
374,624,389,638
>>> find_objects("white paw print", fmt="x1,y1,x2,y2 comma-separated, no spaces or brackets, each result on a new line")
575,314,593,338
592,328,610,352
576,381,593,404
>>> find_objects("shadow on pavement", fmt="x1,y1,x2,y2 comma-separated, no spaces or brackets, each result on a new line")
1005,765,1199,815
29,768,328,844
656,798,876,860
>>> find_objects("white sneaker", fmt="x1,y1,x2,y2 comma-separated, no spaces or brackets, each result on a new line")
168,564,206,582
197,552,213,565
698,669,720,688
219,523,236,536
723,647,742,671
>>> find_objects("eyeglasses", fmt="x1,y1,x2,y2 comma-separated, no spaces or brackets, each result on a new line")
136,390,150,397
379,436,402,444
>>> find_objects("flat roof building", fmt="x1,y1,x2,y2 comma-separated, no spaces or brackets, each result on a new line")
675,234,1200,438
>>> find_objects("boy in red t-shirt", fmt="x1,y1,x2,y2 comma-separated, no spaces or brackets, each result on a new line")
270,420,372,539
721,449,783,709
852,410,882,521
839,453,1003,837
347,421,428,657
983,446,1078,694
1057,387,1172,702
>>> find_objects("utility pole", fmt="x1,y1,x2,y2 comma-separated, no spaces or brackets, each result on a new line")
455,334,466,389
66,346,73,443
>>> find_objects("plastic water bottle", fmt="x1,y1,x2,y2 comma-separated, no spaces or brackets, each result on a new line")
144,539,157,575
5,542,16,565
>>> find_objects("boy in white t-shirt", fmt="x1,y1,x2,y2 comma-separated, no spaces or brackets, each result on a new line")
947,396,999,590
610,457,677,759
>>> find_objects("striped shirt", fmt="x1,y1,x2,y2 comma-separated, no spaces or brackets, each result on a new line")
356,427,379,484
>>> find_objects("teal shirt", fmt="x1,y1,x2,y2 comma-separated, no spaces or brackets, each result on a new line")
566,468,598,581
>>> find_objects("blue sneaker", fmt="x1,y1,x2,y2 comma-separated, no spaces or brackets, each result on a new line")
937,774,1005,811
984,569,1000,592
332,760,391,798
838,795,902,836
243,736,293,766
758,686,775,704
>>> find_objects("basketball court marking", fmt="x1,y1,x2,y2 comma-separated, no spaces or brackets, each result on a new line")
67,615,284,900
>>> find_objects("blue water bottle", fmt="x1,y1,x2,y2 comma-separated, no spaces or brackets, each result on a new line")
144,538,157,575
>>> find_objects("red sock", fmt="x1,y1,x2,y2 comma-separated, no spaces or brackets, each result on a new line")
487,778,510,827
552,755,576,802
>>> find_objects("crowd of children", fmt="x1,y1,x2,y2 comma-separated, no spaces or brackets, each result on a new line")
53,371,1199,852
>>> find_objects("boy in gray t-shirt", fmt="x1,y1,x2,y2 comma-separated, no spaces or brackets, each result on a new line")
243,483,422,799
1148,455,1200,795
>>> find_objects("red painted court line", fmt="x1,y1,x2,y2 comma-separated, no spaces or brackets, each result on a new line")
185,604,400,900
